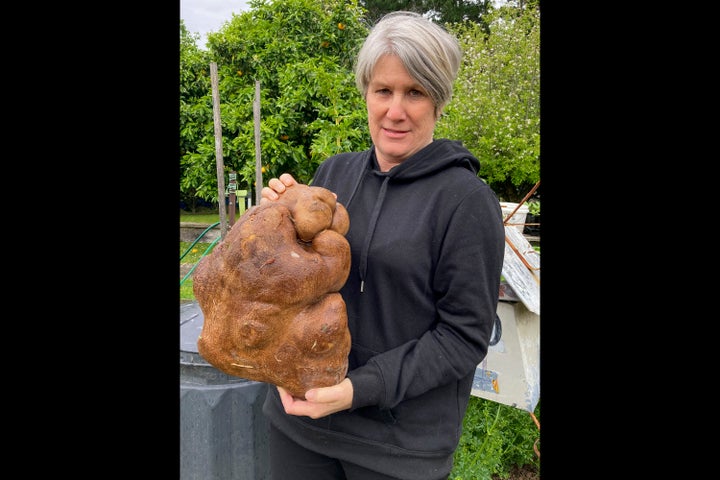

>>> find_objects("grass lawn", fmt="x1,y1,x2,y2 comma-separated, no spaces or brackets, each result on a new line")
180,203,250,300
180,202,249,224
180,241,217,301
180,213,223,224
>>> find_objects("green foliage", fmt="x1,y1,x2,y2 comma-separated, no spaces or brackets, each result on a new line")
450,396,540,479
180,1,540,205
437,5,540,202
180,21,215,206
362,0,494,28
527,199,540,216
180,0,369,203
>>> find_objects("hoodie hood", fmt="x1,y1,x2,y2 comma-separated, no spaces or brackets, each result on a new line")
380,138,480,180
344,139,480,291
340,139,480,208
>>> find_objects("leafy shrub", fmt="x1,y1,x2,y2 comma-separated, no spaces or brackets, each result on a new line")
438,6,540,202
450,396,540,479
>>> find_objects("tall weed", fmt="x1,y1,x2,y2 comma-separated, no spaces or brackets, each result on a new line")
450,397,540,479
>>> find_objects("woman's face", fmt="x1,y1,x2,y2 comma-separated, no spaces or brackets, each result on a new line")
365,54,438,171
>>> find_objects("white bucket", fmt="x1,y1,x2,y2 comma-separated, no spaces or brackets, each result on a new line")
500,202,529,233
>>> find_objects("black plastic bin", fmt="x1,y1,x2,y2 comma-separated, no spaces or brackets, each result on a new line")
180,302,270,480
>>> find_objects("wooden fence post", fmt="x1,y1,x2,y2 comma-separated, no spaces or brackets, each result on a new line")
210,61,228,238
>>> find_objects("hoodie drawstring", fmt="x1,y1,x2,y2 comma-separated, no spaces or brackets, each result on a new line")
359,176,389,293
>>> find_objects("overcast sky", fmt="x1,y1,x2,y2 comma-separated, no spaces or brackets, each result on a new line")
181,0,250,48
181,0,511,48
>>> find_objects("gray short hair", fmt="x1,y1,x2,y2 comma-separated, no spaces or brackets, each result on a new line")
354,11,461,115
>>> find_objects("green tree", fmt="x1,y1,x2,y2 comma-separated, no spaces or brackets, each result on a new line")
362,0,416,22
436,4,540,201
362,0,494,28
180,20,214,210
180,0,369,204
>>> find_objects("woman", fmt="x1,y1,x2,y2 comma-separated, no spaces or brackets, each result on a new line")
260,11,505,480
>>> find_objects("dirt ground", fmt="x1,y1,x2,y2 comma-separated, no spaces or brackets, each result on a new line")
494,464,540,479
492,465,540,480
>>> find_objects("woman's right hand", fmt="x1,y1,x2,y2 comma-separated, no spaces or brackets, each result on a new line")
260,173,298,203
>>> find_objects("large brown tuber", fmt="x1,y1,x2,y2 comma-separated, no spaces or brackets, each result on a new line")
193,184,352,398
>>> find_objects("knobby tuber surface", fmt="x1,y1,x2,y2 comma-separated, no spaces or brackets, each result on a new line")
193,184,351,398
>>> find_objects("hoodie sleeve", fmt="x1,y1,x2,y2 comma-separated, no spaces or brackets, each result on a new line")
347,183,505,410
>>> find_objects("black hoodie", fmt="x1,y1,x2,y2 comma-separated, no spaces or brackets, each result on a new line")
263,139,505,479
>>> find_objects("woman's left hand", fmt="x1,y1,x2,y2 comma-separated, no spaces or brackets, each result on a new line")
277,378,354,419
